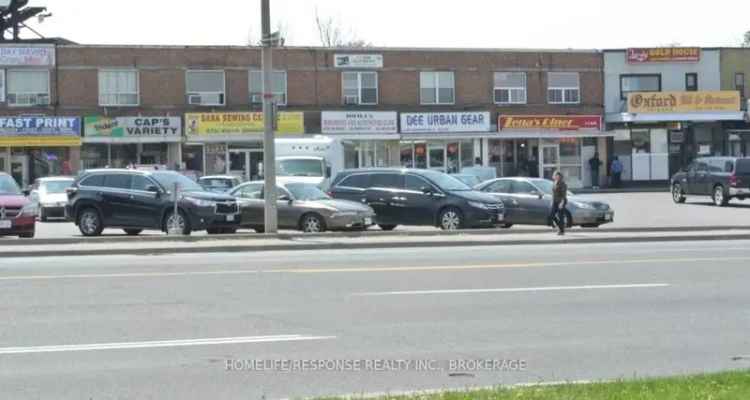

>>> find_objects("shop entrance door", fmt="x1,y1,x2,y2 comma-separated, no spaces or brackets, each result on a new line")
229,150,264,182
541,144,560,180
0,154,29,187
427,143,446,172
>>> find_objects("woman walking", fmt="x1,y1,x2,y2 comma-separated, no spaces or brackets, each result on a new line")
549,171,568,236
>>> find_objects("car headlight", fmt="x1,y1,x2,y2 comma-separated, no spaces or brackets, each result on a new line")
18,203,38,217
183,197,216,207
572,201,595,209
468,201,490,210
331,211,358,218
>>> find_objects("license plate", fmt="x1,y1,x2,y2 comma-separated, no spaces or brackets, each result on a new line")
496,214,504,222
605,213,613,221
0,220,11,229
364,217,372,225
226,214,235,222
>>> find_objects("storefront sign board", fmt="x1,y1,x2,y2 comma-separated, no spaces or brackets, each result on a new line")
334,54,383,69
627,91,740,113
322,111,398,134
84,116,181,141
0,46,55,66
627,47,700,63
401,112,490,133
184,112,304,136
498,115,602,131
0,116,80,146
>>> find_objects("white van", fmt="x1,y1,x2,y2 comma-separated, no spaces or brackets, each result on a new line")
274,136,344,189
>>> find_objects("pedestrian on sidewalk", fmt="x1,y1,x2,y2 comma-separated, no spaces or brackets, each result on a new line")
549,171,568,236
588,152,602,190
611,156,623,188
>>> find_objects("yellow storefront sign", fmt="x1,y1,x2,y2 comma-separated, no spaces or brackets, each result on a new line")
627,91,740,113
0,136,81,147
185,112,304,136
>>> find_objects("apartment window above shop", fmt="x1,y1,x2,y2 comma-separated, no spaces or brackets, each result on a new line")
249,70,287,106
494,72,527,104
547,72,580,104
685,73,698,92
420,71,455,105
6,70,50,107
186,70,225,106
342,71,378,105
620,74,661,100
99,69,139,106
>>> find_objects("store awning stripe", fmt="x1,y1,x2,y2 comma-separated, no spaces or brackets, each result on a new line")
0,137,82,147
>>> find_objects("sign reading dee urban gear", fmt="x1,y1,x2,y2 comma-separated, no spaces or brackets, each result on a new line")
84,117,182,141
401,112,491,134
321,111,398,134
498,115,602,131
627,91,740,113
627,47,700,63
0,116,81,147
334,54,383,69
184,112,304,136
0,46,55,66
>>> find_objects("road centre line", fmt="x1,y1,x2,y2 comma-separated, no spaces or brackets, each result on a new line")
0,335,336,355
353,283,671,297
1,256,749,281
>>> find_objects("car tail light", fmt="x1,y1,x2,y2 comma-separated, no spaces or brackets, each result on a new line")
729,174,738,187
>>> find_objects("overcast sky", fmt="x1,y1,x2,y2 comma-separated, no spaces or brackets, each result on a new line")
27,0,749,49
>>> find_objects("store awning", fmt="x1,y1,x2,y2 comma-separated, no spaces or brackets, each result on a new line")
493,130,615,140
400,132,494,140
82,137,182,144
606,112,747,123
0,136,81,147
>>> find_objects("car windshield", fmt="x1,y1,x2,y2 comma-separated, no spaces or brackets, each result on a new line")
42,180,74,194
277,159,324,177
0,175,21,195
421,170,472,191
285,183,331,201
151,172,204,193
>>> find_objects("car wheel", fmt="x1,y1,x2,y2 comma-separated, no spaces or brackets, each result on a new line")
124,229,142,236
713,185,728,207
439,207,463,231
500,223,513,229
301,213,326,233
378,224,397,231
77,208,103,237
164,210,191,235
672,183,686,204
19,232,35,239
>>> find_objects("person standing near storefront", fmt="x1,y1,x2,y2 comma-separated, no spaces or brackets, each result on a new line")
549,171,568,236
527,153,539,178
611,156,623,188
588,152,602,190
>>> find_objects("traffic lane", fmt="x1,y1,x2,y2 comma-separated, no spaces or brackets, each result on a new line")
2,246,749,398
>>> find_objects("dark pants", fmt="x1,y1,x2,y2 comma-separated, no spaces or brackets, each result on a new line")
549,201,566,234
613,172,622,188
591,168,599,188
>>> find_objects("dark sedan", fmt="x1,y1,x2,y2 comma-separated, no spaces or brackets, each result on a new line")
476,177,614,228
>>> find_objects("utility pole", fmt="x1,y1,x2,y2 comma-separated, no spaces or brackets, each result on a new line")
261,0,278,233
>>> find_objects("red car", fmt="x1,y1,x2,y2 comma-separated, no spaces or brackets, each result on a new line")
0,172,36,238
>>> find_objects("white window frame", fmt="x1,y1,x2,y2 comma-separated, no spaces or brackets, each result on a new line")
494,72,527,105
185,69,226,106
420,71,455,105
342,71,378,105
547,72,581,105
6,69,51,107
249,70,287,106
98,69,140,107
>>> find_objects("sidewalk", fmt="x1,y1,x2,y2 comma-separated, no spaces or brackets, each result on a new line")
1,228,748,258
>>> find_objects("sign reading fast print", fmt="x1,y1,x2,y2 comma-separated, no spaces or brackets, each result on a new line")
401,112,491,134
322,111,398,134
0,46,55,66
0,116,81,146
334,54,383,69
627,47,700,63
498,115,602,131
84,117,182,141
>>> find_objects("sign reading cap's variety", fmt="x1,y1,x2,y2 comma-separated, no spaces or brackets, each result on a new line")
401,112,490,133
84,116,181,141
498,115,602,131
627,47,700,63
322,111,398,134
627,91,740,113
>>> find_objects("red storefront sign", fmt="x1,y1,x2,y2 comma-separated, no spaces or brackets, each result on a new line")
498,115,602,131
627,47,700,63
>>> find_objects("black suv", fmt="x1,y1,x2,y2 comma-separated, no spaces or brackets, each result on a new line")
66,169,240,236
329,168,505,230
671,157,750,206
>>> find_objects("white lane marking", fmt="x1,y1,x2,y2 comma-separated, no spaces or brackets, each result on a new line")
0,334,335,355
354,283,671,297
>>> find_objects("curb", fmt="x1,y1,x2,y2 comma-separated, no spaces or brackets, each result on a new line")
2,233,750,258
3,226,750,247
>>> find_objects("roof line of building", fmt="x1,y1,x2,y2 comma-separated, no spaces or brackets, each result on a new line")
55,44,602,53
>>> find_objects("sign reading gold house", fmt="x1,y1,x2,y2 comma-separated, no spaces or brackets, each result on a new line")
627,91,740,114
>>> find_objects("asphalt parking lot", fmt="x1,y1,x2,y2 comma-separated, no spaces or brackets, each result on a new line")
7,192,750,240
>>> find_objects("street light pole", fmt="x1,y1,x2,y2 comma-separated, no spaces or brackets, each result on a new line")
261,0,278,233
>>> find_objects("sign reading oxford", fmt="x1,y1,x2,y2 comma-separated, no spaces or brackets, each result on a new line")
185,112,304,136
0,116,80,147
627,91,741,113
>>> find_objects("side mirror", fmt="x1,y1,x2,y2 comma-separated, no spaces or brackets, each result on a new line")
421,186,433,195
325,166,332,178
145,185,161,194
278,194,291,201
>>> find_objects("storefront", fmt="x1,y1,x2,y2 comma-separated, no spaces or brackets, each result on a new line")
399,111,487,173
490,115,607,189
0,116,81,187
184,112,304,179
607,91,745,181
321,111,400,169
82,116,182,170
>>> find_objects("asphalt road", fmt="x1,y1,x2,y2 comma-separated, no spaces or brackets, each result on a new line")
1,240,749,399
15,192,750,240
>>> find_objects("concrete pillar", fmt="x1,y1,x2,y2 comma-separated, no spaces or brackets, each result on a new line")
3,147,10,174
69,147,81,175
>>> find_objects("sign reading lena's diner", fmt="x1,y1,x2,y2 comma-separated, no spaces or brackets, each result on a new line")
627,47,700,63
84,116,182,141
401,112,490,134
498,115,602,131
322,111,398,134
627,91,740,113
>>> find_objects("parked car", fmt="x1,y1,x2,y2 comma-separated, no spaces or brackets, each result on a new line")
198,175,242,193
66,169,240,236
671,157,750,206
450,173,482,188
0,172,36,238
229,181,375,233
329,168,505,231
476,177,614,228
27,176,75,221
